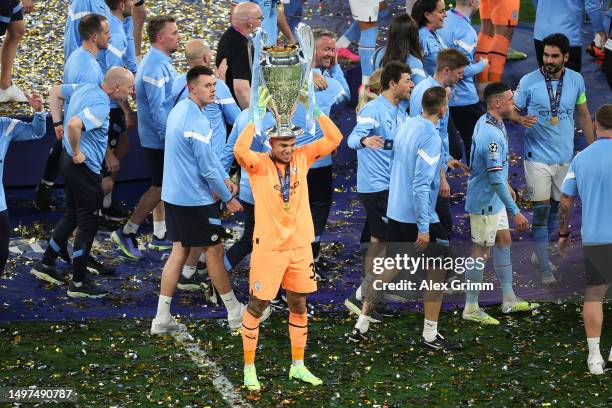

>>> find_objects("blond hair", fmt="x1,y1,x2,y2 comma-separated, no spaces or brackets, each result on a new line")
356,69,383,114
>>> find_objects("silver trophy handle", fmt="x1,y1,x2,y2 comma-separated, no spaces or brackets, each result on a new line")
296,23,314,68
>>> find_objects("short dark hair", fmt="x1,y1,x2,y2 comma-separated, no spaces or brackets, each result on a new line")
187,65,214,84
78,14,107,41
381,60,412,90
104,0,124,10
147,16,176,44
421,86,447,115
542,33,570,55
313,28,335,42
436,48,469,71
483,82,511,105
595,104,612,130
411,0,442,28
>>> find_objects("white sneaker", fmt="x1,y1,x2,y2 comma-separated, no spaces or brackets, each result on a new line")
150,315,186,335
0,85,28,103
587,355,605,375
228,303,246,332
608,347,611,362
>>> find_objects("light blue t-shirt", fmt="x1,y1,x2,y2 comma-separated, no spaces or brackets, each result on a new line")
418,26,448,77
64,46,104,85
162,98,232,206
61,83,110,174
347,94,409,193
64,0,111,60
465,114,519,217
533,0,605,46
561,138,612,244
514,68,587,164
372,47,428,86
0,113,48,212
387,115,442,232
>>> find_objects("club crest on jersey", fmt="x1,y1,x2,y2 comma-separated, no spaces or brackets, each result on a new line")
254,281,262,291
488,143,498,153
291,164,297,175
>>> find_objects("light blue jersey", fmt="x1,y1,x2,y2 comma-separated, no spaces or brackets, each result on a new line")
561,138,612,244
409,76,450,166
162,98,232,206
0,113,47,212
387,115,442,232
514,68,587,164
64,0,111,61
418,26,447,77
533,0,605,47
293,65,349,168
372,47,428,85
223,109,274,204
438,9,484,107
235,0,280,46
61,83,110,175
135,47,177,149
122,16,138,73
348,95,408,193
64,46,104,85
102,14,131,109
171,74,241,158
465,114,520,217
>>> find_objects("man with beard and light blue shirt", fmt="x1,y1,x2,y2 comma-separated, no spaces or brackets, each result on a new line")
151,65,246,335
461,82,538,326
344,61,413,324
64,0,112,61
231,0,296,45
111,15,179,260
438,0,489,165
512,33,595,288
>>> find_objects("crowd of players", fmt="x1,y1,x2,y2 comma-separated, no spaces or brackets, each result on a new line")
0,0,610,390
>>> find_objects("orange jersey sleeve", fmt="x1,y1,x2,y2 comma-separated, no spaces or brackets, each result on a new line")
300,114,344,167
234,122,264,173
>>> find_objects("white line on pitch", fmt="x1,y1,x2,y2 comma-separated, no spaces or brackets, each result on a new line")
171,328,251,408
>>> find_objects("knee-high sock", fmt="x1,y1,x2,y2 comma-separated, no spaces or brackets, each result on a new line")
493,245,516,301
289,312,308,363
475,32,493,83
242,310,260,366
532,204,551,274
338,21,360,46
489,34,510,82
465,256,486,309
548,202,560,237
358,27,377,83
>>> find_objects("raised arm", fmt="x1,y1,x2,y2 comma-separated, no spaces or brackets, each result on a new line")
8,91,47,141
234,122,262,172
302,112,343,166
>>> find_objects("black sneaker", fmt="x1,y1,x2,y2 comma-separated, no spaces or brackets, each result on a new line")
67,281,108,298
30,261,65,285
346,328,369,344
177,273,203,291
421,333,461,351
343,293,383,323
87,256,115,276
100,204,129,222
202,279,220,305
58,246,72,265
33,182,52,212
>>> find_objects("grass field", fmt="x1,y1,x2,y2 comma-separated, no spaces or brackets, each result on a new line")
1,303,610,407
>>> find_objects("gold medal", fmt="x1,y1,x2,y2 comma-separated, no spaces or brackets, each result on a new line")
551,116,559,125
283,202,290,210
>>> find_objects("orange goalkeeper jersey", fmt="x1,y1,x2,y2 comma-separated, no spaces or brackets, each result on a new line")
234,114,343,251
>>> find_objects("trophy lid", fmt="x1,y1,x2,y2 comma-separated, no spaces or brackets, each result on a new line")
266,125,304,139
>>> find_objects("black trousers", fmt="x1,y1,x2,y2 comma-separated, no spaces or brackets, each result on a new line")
41,138,63,183
534,39,582,72
435,196,452,239
447,114,463,162
450,103,486,165
0,210,8,275
43,151,103,282
307,165,333,260
225,200,255,270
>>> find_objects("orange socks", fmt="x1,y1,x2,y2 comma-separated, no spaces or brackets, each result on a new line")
489,34,511,83
242,310,260,366
476,32,494,83
289,312,308,362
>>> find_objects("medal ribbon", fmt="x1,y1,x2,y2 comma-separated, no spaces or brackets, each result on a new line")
543,68,564,122
272,157,291,206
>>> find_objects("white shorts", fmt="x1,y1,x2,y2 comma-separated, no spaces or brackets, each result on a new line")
524,161,570,202
470,209,509,247
349,0,379,22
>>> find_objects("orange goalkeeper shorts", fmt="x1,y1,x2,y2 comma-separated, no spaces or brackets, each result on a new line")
479,0,520,27
249,245,317,300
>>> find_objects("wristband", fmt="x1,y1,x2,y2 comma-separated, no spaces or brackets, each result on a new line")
558,232,570,238
53,121,63,127
360,137,367,147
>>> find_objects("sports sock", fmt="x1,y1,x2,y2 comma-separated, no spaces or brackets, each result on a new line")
155,295,172,320
220,290,242,317
464,254,486,311
488,34,510,82
242,310,260,367
355,313,369,333
532,204,552,276
422,319,438,342
181,265,196,279
153,220,166,240
475,32,493,83
103,192,112,209
289,312,308,365
493,245,517,303
587,337,601,358
548,201,560,237
355,285,363,301
123,220,139,235
199,252,206,263
358,27,377,83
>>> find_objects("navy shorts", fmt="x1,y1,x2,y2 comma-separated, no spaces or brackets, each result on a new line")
0,1,23,37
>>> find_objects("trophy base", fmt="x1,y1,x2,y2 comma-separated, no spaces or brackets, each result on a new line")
266,125,303,139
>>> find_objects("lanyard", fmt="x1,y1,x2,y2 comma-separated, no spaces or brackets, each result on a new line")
450,8,468,22
429,29,447,48
271,156,291,207
485,112,506,138
542,67,565,123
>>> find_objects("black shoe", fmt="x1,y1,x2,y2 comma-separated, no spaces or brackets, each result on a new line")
421,333,461,351
196,261,207,275
343,294,383,323
30,261,65,285
67,280,108,298
346,328,369,344
376,304,400,318
33,182,52,212
87,256,115,276
177,273,204,291
58,246,72,265
100,204,129,222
